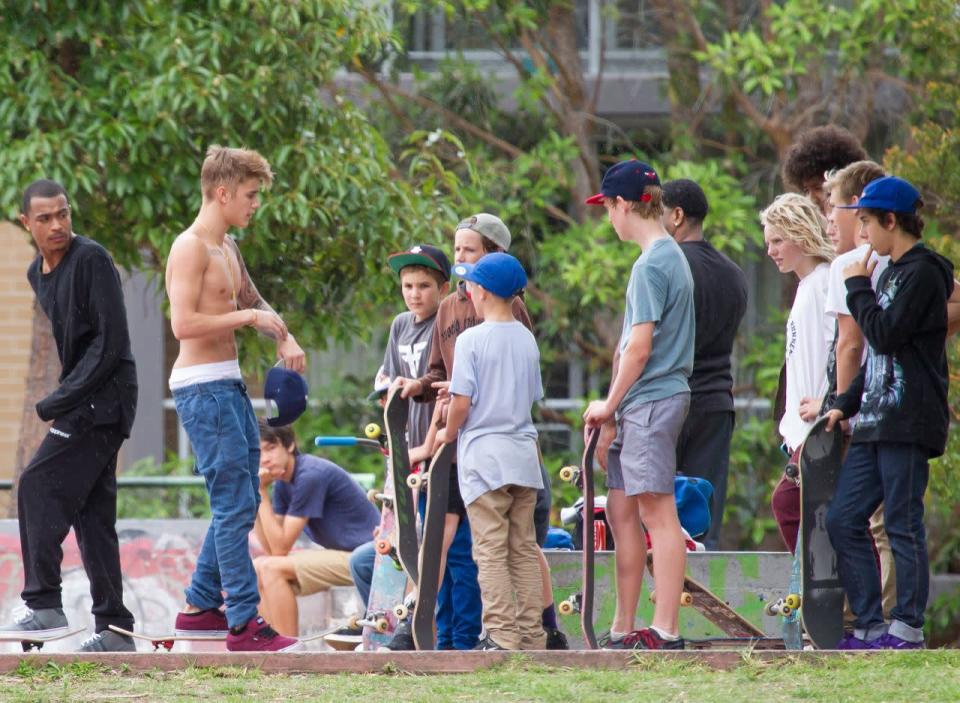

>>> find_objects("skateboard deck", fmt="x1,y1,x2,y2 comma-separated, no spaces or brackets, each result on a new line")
684,636,786,650
363,459,410,651
108,625,224,651
0,627,85,651
798,415,844,649
670,576,766,639
557,428,600,649
384,385,420,586
412,442,454,650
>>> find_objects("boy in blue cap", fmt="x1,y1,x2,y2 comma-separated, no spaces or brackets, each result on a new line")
583,159,695,650
824,176,954,649
437,253,546,650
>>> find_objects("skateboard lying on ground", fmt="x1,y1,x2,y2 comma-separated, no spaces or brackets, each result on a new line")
648,570,766,639
797,415,844,649
108,625,224,651
412,441,455,650
557,428,600,649
383,384,420,587
0,628,85,652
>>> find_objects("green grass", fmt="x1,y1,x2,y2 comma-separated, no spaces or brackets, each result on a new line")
2,652,958,703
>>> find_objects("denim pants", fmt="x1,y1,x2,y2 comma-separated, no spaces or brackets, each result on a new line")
826,441,930,641
174,380,261,629
349,540,376,609
418,493,482,649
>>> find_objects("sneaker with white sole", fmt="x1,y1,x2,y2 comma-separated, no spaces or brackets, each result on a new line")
78,630,136,652
0,607,69,637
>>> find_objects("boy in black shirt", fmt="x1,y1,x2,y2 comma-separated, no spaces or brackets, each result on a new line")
0,180,138,652
661,179,747,549
824,177,953,649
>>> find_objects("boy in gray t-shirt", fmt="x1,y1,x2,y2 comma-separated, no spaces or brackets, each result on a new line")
583,160,695,651
439,253,545,651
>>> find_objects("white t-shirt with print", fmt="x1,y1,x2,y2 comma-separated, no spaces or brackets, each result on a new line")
825,243,890,319
780,262,834,451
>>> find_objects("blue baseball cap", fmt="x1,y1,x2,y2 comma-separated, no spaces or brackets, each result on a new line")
585,159,661,205
452,252,527,299
264,366,309,427
835,176,920,213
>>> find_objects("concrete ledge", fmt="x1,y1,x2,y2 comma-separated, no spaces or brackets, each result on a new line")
0,649,871,674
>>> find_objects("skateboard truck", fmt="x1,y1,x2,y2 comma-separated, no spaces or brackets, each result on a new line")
765,593,802,617
649,589,694,607
558,592,582,616
367,489,394,507
357,612,390,633
406,472,427,489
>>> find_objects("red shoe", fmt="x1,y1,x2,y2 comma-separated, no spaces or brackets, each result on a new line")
623,627,685,650
226,616,301,652
175,608,228,636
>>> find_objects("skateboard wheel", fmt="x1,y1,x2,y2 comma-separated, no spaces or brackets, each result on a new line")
375,617,389,633
649,589,657,604
365,423,382,439
764,601,780,617
375,538,392,555
557,599,576,616
407,473,424,489
348,615,360,630
785,463,799,480
781,605,793,616
394,604,408,620
367,488,379,504
559,466,578,482
680,591,693,607
785,594,801,610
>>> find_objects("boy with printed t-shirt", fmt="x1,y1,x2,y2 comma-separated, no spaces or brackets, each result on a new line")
438,253,545,651
582,159,696,650
824,177,954,649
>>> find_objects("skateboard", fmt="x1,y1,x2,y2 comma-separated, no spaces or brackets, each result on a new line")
0,627,85,652
557,427,600,649
108,625,224,651
797,415,844,648
765,532,804,650
412,441,455,650
383,384,420,586
649,572,766,639
360,424,410,651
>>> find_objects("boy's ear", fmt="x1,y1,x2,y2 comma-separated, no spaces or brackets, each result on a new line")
440,280,450,296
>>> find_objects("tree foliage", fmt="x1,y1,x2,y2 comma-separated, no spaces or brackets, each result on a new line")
0,0,453,349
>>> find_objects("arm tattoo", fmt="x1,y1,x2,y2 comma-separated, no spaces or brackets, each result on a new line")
228,237,281,339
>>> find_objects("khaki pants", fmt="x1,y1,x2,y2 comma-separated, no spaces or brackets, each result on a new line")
466,485,545,650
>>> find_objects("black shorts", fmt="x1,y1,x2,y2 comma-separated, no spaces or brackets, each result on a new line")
446,462,467,520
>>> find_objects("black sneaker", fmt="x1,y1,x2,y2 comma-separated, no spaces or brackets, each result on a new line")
623,627,685,650
474,635,506,650
379,618,414,651
78,630,136,653
598,631,628,649
0,607,69,637
545,627,569,650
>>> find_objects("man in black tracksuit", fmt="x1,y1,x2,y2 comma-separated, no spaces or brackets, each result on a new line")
823,176,953,650
0,180,138,652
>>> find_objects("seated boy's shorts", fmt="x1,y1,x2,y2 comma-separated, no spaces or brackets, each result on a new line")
606,392,690,496
289,548,354,595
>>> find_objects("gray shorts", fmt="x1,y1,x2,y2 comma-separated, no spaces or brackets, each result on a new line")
606,392,690,496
